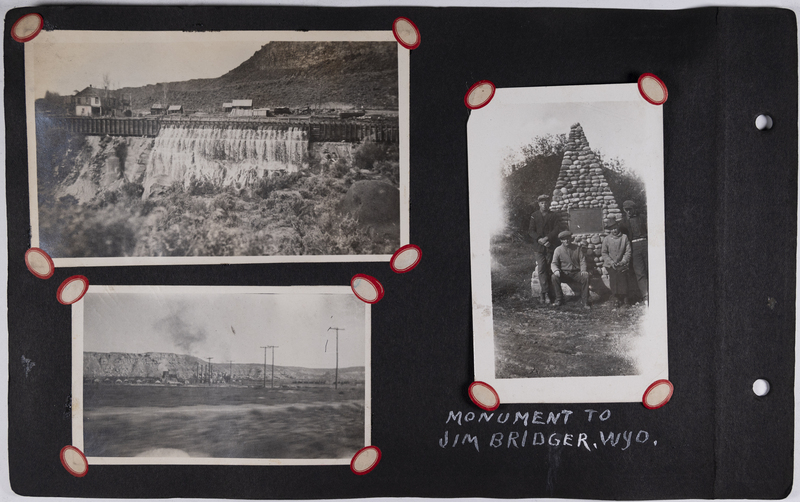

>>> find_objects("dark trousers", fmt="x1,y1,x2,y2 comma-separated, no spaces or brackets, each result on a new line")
533,249,554,299
552,270,589,301
632,241,649,298
608,267,629,296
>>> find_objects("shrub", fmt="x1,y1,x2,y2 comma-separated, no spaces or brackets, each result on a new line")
331,159,349,177
120,181,144,200
353,141,397,171
375,160,399,186
187,177,218,195
254,172,302,199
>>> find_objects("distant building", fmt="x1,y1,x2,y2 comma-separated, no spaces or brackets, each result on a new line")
222,102,233,113
72,85,122,116
167,105,184,115
252,108,270,117
150,103,166,115
232,99,253,110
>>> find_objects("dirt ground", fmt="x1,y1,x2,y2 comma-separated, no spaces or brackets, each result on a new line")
491,239,647,378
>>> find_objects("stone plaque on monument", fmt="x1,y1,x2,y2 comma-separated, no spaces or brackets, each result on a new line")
567,208,604,234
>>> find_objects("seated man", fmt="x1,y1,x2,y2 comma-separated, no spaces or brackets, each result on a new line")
551,230,590,308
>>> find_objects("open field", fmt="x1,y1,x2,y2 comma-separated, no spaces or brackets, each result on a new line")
83,384,365,459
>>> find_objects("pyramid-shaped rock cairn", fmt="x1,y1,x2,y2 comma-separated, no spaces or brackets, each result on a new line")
550,123,621,274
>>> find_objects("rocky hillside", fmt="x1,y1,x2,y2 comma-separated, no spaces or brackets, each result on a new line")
84,351,365,384
119,41,398,113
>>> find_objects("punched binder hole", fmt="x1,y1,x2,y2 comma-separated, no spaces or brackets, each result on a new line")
755,114,773,130
752,379,770,397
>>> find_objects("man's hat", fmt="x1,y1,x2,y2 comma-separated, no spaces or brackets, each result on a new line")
537,194,550,202
604,217,619,229
623,200,636,209
558,230,572,239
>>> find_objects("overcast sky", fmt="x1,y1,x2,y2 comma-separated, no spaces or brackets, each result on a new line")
29,30,394,99
82,287,367,369
470,88,661,181
468,84,663,237
31,36,265,99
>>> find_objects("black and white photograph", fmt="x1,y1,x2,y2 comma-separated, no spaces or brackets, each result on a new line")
469,84,668,403
71,285,370,465
27,30,409,266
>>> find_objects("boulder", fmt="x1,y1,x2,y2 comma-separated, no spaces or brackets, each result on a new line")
338,180,400,240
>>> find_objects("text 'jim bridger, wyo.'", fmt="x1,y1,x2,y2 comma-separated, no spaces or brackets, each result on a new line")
438,409,657,452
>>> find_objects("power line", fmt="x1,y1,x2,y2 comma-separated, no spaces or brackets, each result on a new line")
260,346,278,389
328,327,345,390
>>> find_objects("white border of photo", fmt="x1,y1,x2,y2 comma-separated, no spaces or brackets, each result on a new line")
468,83,668,403
25,30,409,267
71,284,371,465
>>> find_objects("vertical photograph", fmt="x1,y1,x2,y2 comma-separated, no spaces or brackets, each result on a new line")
72,286,369,465
468,84,668,403
27,31,408,266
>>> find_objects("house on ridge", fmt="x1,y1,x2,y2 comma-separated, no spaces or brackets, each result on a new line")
232,99,252,110
72,85,122,116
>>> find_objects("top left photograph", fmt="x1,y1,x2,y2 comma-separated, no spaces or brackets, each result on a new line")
25,30,409,266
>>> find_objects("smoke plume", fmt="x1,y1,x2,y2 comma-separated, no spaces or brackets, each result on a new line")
154,313,208,355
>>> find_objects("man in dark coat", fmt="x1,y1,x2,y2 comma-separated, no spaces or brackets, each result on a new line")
528,194,562,304
620,200,649,304
551,230,590,308
601,217,632,308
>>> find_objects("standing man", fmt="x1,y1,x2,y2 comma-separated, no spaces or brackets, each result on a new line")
601,217,632,308
621,200,649,304
551,230,590,308
529,194,562,304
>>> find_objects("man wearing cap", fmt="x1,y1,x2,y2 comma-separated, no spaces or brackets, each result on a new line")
528,194,562,304
601,217,632,308
550,230,590,308
620,200,648,304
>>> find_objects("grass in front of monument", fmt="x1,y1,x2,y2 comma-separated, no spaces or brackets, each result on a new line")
491,239,645,378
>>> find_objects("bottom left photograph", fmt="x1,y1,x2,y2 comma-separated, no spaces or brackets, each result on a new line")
71,285,370,465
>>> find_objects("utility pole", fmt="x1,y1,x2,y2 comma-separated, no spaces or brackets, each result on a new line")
228,360,234,383
206,357,213,385
260,346,278,389
328,327,345,389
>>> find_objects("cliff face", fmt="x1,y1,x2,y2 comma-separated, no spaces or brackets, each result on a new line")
84,352,206,380
119,41,398,112
219,42,396,83
83,351,365,384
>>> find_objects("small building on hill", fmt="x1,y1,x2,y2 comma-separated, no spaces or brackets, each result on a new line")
150,103,166,115
72,85,122,116
167,105,183,115
222,102,233,113
232,99,252,110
